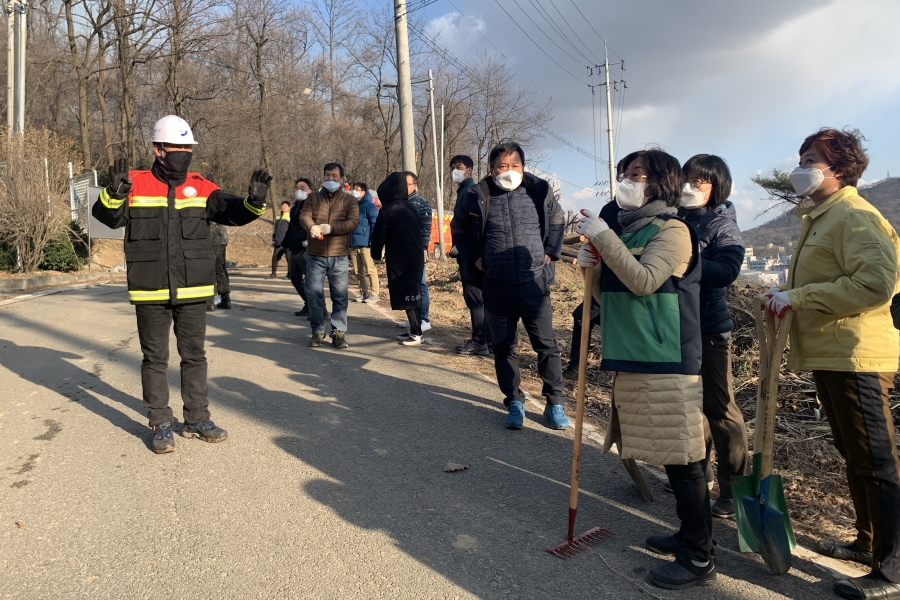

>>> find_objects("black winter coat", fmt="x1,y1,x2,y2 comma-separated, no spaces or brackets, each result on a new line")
678,202,745,335
283,200,307,253
371,173,425,310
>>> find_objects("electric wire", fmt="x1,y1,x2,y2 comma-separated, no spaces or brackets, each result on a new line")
547,0,604,64
567,0,623,62
509,0,587,67
523,0,595,65
489,0,586,83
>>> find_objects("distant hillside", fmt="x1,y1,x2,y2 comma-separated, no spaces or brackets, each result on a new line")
742,177,900,258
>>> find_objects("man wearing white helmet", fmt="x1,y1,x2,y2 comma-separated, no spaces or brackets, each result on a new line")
92,115,272,454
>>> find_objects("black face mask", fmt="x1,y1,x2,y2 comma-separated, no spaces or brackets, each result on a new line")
160,150,193,173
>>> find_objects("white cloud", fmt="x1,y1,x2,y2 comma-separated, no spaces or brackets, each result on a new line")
426,11,485,48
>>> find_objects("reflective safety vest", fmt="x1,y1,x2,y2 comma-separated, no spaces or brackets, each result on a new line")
96,170,264,305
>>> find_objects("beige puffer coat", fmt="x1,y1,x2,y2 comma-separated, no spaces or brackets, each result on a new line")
589,217,706,466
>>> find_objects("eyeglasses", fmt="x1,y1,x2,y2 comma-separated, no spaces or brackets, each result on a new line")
616,173,648,183
688,177,710,187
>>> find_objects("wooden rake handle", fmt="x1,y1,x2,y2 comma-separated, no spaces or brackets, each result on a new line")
568,266,595,525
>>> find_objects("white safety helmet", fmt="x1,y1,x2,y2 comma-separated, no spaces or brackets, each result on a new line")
151,115,198,145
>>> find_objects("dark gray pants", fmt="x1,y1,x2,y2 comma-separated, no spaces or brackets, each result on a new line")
484,282,565,407
701,333,750,497
135,302,209,427
289,249,307,303
459,260,490,346
214,244,230,295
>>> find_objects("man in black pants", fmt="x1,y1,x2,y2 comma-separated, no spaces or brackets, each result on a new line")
451,142,567,430
92,115,269,454
450,154,492,356
209,222,231,310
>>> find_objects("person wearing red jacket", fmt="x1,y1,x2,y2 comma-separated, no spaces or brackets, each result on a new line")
92,115,271,454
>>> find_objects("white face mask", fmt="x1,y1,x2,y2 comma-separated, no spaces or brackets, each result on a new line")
615,178,649,210
790,166,833,197
679,182,708,209
494,170,523,191
294,190,308,201
352,190,362,199
322,180,341,193
451,169,467,184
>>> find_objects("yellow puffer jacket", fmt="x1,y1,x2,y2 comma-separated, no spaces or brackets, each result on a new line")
786,187,900,372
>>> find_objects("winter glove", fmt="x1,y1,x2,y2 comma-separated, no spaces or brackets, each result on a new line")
576,242,601,268
575,209,609,240
766,290,791,319
763,287,783,298
247,169,272,208
308,225,323,240
448,245,459,259
106,158,132,200
302,240,308,248
319,224,332,235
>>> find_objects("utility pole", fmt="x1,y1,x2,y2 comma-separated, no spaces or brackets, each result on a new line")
393,0,415,172
426,70,445,258
589,44,625,202
6,0,27,136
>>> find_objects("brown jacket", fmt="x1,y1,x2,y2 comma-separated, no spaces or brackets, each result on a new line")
299,188,360,257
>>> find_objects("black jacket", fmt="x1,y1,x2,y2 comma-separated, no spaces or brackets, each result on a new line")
283,199,307,253
92,161,263,305
450,172,564,288
371,173,424,310
678,202,745,334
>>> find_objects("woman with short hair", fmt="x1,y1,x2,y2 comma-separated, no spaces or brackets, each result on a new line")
678,154,748,519
577,149,713,589
767,128,900,600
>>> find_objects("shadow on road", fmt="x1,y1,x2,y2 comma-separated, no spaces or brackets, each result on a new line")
206,300,838,600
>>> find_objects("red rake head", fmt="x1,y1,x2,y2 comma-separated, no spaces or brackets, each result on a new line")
546,527,614,559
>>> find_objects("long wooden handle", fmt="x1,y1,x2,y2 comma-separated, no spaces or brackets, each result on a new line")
760,309,792,479
753,296,770,456
568,267,595,519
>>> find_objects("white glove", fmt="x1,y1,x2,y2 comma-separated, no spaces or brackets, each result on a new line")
302,240,308,248
576,242,600,268
320,223,332,235
766,291,791,319
575,209,609,240
308,225,323,240
763,287,783,298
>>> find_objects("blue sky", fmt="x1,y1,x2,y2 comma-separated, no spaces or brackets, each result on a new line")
420,0,900,229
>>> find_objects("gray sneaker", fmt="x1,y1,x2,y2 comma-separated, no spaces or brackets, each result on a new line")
151,422,175,454
363,293,379,303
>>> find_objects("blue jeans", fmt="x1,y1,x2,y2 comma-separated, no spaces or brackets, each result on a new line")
305,255,349,334
420,268,430,322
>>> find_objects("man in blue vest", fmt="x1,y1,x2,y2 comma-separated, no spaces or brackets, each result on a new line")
450,142,568,430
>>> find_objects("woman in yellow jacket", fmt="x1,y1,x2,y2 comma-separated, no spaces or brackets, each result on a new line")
766,128,900,600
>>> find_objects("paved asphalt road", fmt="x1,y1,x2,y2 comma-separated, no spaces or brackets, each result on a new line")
0,272,860,599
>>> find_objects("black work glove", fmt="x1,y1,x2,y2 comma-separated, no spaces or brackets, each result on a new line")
247,169,272,208
107,158,132,200
448,245,459,259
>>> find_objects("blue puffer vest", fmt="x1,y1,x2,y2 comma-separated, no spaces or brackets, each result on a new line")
483,185,546,285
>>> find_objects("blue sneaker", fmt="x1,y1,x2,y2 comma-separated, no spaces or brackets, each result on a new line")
544,404,569,430
506,401,525,429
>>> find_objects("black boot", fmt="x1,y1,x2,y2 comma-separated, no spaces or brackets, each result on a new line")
219,293,232,309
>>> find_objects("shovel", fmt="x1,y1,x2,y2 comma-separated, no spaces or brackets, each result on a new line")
733,297,795,575
547,265,614,558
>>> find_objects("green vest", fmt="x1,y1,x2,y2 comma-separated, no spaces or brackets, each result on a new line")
599,215,702,375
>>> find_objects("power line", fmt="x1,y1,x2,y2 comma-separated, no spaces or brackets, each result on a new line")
522,0,595,65
489,0,586,83
567,0,623,62
547,0,604,65
509,0,586,67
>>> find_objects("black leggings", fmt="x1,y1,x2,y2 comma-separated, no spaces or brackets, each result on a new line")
406,308,422,336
